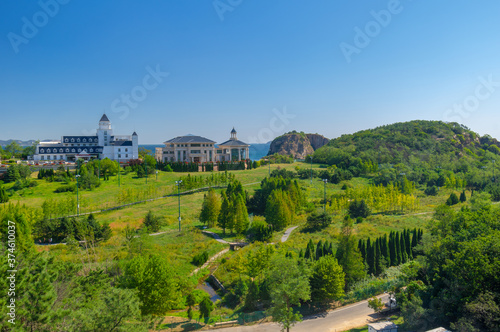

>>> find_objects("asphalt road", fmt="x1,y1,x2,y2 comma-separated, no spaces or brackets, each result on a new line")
212,294,389,332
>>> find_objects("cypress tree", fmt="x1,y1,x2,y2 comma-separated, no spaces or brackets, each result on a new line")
389,232,396,267
405,229,412,259
395,233,401,265
411,228,418,249
375,238,383,276
323,240,331,256
217,192,231,234
400,232,408,263
299,249,304,258
358,239,366,263
366,238,375,275
381,234,389,267
304,239,315,260
316,240,324,260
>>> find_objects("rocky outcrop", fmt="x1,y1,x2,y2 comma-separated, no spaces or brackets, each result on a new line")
267,132,329,159
306,134,329,150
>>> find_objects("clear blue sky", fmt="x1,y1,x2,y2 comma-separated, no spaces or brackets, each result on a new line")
1,0,499,144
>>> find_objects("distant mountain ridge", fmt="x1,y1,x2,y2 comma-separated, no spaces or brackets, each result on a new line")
267,131,329,159
0,139,37,147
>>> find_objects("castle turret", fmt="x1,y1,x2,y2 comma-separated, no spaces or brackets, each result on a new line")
132,131,139,159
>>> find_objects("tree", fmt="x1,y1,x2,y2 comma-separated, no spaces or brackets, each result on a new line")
121,255,180,316
348,199,371,219
336,218,366,287
0,186,8,203
446,192,459,206
231,193,249,234
217,192,231,234
305,210,332,230
144,210,161,233
199,188,221,228
100,158,119,180
265,190,293,231
266,255,311,332
459,190,467,203
199,296,214,322
186,292,196,320
310,256,345,302
4,165,20,183
368,297,384,313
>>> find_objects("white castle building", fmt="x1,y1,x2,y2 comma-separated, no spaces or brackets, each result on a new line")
156,128,250,163
33,114,139,162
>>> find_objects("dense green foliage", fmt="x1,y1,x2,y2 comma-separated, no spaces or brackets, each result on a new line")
395,203,500,331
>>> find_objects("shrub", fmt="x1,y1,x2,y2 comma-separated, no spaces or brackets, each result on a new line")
305,210,332,230
192,251,210,266
54,184,76,193
424,185,438,196
445,193,459,206
348,199,371,218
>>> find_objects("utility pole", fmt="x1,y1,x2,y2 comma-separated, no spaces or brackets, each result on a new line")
75,174,81,215
322,179,328,212
176,180,182,232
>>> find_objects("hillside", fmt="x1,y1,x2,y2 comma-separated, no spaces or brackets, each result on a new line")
314,120,500,165
268,131,329,159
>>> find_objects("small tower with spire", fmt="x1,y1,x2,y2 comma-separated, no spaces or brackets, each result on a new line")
230,127,237,141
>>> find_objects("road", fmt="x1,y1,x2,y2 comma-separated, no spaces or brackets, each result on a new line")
281,226,298,242
211,294,389,332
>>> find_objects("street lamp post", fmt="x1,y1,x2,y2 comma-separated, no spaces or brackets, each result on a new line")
322,179,328,212
176,180,182,232
75,174,81,215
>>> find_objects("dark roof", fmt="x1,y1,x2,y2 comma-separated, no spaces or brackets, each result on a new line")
164,136,216,144
132,131,138,136
112,141,133,146
62,136,98,143
218,139,250,147
231,127,236,134
100,114,110,122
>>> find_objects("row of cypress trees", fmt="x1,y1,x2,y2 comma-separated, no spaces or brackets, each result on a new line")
358,228,423,276
299,239,334,261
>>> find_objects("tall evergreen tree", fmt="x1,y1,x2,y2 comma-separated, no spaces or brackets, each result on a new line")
217,192,231,234
336,218,367,288
232,193,250,234
395,232,401,265
389,232,396,267
304,239,315,260
199,188,221,228
405,229,413,259
411,228,418,249
0,185,8,203
315,240,324,261
400,232,408,263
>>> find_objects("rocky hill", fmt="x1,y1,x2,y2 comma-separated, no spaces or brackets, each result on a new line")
267,131,329,159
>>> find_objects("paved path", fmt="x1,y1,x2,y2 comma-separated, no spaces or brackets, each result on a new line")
211,294,389,332
281,226,298,242
202,230,231,244
190,248,229,276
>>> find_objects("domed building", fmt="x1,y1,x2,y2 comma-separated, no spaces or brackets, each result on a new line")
156,128,250,163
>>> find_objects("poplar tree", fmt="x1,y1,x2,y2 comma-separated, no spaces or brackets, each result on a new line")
233,193,249,234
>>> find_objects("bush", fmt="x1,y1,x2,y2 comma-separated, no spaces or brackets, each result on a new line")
424,185,438,196
247,219,272,242
445,192,459,206
348,199,371,218
55,184,76,193
305,210,332,230
192,251,210,266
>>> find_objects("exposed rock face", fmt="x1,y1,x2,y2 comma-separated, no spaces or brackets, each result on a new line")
267,133,329,159
306,134,329,151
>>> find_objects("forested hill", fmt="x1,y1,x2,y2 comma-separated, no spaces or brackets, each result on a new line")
313,120,500,167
